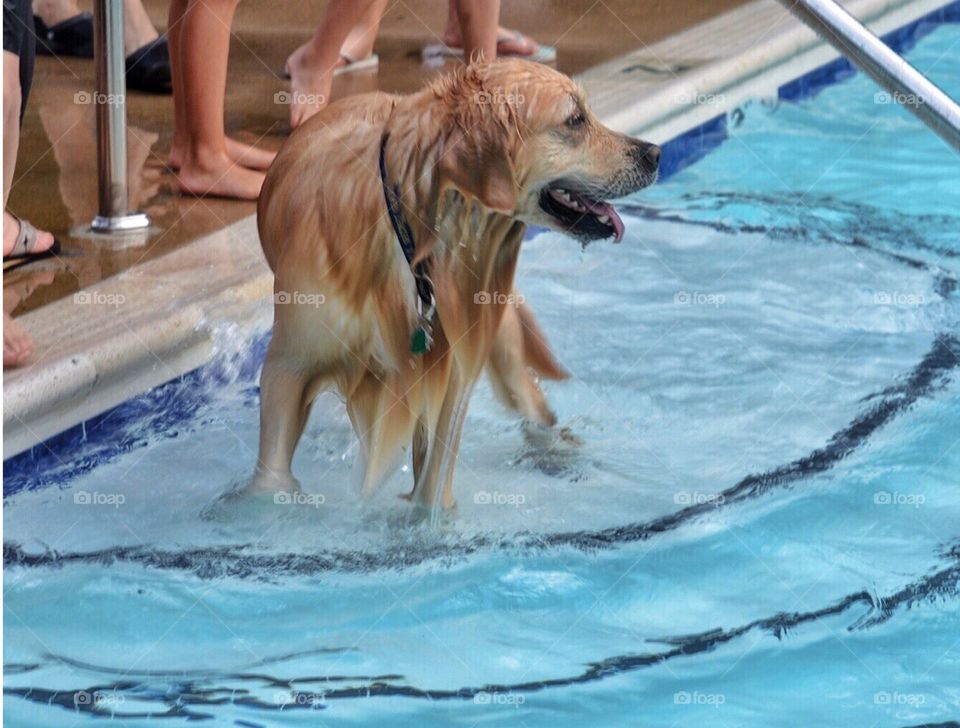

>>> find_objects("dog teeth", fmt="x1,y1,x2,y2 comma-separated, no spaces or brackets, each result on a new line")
550,187,595,215
598,215,610,224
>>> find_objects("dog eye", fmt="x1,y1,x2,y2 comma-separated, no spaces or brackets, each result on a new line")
565,112,586,129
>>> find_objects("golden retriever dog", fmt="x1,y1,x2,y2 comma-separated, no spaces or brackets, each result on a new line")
251,59,659,515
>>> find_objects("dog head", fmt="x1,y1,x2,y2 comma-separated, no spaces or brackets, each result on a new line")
433,59,659,243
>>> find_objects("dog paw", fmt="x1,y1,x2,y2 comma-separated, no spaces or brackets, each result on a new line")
522,421,583,449
519,421,583,476
405,498,459,527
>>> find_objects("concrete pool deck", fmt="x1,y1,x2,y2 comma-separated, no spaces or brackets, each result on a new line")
3,0,950,456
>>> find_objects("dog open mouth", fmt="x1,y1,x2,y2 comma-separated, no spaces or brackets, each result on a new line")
538,182,626,242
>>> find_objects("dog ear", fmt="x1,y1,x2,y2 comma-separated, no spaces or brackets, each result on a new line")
438,126,518,214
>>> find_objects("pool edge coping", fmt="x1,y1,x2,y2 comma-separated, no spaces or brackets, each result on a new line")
2,0,951,459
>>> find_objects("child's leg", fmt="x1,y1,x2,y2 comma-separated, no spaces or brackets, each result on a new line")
442,0,542,59
450,0,500,61
167,0,273,172
122,0,159,55
3,51,22,212
167,0,187,168
341,0,388,62
3,30,53,258
285,0,386,129
173,0,265,199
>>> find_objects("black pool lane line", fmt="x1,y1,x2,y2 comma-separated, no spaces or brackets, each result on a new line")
5,549,958,716
619,193,960,277
5,334,960,577
555,332,960,551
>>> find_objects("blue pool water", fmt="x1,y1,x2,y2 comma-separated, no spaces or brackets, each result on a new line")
5,17,960,728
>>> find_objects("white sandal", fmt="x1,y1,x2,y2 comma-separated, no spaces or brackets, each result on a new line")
334,52,379,77
422,30,556,65
282,53,380,80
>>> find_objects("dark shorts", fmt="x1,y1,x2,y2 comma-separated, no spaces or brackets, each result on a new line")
3,0,35,121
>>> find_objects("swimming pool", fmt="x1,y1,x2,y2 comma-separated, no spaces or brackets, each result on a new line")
5,13,960,728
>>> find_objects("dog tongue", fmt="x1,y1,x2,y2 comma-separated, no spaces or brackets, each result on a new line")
574,193,625,242
596,202,625,243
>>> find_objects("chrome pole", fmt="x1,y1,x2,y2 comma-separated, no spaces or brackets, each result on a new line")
775,0,960,152
91,0,150,233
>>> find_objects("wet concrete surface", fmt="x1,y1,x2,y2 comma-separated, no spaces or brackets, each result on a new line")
4,0,746,317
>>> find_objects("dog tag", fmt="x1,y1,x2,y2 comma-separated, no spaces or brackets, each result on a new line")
411,324,433,354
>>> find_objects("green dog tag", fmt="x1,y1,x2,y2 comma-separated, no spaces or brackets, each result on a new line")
411,326,432,354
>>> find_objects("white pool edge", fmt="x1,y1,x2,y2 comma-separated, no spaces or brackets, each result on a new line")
584,0,950,142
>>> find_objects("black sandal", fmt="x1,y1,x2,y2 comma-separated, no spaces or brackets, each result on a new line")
33,12,95,58
4,214,61,272
33,13,171,95
125,36,172,94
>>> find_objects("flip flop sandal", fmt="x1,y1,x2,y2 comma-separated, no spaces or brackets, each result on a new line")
4,215,61,269
280,53,380,80
422,30,557,65
126,36,172,94
33,12,95,58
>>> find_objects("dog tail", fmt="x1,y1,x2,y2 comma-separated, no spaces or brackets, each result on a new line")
517,302,569,381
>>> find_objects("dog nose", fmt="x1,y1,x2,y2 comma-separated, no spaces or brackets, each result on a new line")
645,144,661,167
629,140,660,171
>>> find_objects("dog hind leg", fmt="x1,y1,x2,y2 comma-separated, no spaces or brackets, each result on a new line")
253,347,322,492
410,367,472,517
487,300,568,426
347,372,417,498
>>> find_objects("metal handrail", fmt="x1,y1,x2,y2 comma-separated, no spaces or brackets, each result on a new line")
775,0,960,152
91,0,150,233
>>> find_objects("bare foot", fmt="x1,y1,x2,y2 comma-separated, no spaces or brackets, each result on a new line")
176,150,266,200
3,312,34,368
3,212,56,258
167,137,276,172
441,26,540,56
285,43,334,129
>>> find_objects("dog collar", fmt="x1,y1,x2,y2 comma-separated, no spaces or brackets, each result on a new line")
379,133,436,355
